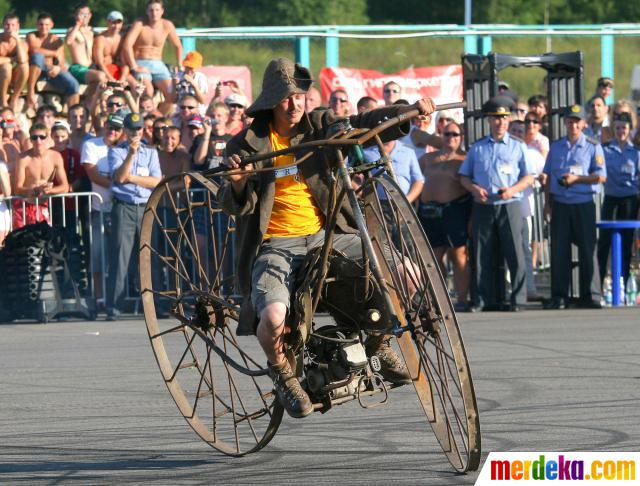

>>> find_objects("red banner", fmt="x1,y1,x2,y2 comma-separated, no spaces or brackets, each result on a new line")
319,65,463,116
198,65,253,107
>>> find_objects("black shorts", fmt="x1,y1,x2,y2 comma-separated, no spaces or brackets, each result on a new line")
418,196,471,249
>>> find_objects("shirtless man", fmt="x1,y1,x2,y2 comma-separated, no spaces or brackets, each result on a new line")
65,4,106,101
93,11,129,84
122,0,183,115
158,126,190,177
12,123,69,230
418,121,472,311
0,13,28,112
27,13,80,111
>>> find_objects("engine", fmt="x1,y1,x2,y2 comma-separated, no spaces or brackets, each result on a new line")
303,326,370,401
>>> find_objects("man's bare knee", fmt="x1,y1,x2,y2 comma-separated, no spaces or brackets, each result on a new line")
259,302,287,329
0,63,12,82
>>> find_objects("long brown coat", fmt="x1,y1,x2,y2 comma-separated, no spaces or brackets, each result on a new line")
219,106,410,297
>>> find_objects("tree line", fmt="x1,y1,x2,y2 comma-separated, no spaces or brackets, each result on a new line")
8,0,640,28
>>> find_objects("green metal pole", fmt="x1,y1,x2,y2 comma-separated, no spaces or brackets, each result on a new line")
464,34,478,54
601,32,615,102
480,35,492,55
295,36,310,69
181,36,196,54
326,28,340,67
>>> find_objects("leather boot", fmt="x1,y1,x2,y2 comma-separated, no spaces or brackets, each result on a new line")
366,335,412,385
268,359,313,418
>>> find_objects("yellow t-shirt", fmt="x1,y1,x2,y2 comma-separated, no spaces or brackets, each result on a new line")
265,126,324,238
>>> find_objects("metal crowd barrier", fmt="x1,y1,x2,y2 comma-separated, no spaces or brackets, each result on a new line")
4,187,238,316
531,183,549,272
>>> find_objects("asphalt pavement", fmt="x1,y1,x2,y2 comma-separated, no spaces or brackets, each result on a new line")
1,307,639,484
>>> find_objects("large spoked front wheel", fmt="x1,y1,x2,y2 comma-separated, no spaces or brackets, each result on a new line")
139,172,283,456
362,176,481,472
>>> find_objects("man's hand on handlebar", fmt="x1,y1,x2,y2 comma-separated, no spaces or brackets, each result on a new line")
226,154,253,184
414,98,436,117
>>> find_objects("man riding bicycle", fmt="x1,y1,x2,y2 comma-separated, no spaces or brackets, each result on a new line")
219,58,436,418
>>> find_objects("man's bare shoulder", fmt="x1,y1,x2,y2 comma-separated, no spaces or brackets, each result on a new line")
162,19,176,31
0,34,16,47
44,35,63,49
96,30,113,40
46,148,64,162
419,151,439,165
17,149,35,163
127,20,145,34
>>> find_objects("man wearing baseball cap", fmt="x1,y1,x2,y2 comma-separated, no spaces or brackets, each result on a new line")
219,57,436,418
81,110,126,301
459,95,536,312
543,104,607,310
224,92,248,136
587,77,614,107
93,11,126,83
106,112,162,320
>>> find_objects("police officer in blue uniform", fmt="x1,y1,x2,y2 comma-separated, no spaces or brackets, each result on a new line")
459,96,535,311
106,112,162,320
543,104,607,309
597,112,640,287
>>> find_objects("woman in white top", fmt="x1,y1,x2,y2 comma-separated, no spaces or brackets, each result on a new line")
524,112,549,159
0,160,11,246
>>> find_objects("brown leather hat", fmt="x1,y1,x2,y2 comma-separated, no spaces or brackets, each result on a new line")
246,57,313,117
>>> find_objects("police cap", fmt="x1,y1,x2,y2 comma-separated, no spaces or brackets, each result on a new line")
564,104,587,121
483,96,514,116
124,112,144,129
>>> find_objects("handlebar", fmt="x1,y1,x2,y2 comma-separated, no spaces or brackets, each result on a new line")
203,100,467,178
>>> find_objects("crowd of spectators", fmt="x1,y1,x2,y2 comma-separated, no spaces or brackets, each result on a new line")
0,1,253,318
0,0,637,316
328,77,638,311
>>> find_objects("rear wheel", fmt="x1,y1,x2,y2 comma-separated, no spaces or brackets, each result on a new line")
139,172,283,456
362,175,481,472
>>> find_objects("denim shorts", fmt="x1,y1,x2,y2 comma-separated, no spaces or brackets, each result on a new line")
134,59,171,82
251,231,362,315
30,53,80,95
